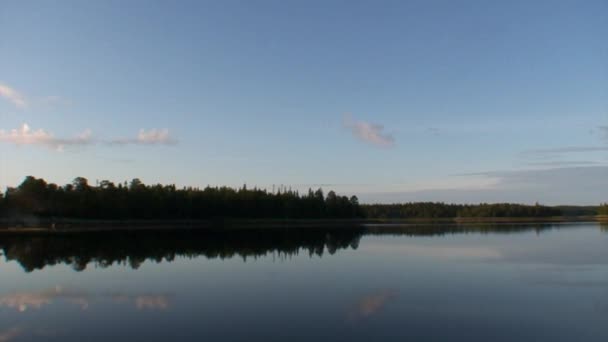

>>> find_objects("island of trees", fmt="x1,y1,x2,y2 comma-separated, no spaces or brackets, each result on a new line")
0,176,606,224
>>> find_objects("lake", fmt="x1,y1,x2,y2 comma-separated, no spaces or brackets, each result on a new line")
0,223,606,341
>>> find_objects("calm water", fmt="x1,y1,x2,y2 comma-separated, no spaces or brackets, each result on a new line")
0,223,607,341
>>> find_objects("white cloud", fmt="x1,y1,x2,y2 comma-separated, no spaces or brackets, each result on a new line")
344,114,395,147
0,124,176,151
0,83,27,109
137,128,174,144
0,123,92,151
109,128,177,145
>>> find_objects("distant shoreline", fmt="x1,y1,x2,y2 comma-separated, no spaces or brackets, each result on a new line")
0,216,606,234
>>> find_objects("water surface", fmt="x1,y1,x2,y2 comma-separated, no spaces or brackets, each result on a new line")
1,223,607,341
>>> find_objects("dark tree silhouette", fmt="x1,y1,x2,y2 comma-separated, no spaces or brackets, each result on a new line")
1,176,364,220
362,202,563,218
2,176,600,222
0,229,364,272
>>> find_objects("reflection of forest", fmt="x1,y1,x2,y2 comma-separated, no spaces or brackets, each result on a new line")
0,224,603,272
363,223,574,236
0,229,364,272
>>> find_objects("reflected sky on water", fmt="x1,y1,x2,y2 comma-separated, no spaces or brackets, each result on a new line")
0,223,606,341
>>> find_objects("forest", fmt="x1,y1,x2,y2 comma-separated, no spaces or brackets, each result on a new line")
362,202,563,218
0,176,604,221
0,176,363,219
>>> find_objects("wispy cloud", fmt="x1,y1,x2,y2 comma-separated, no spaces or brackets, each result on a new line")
0,123,92,151
0,123,177,151
0,83,27,109
426,127,440,136
343,114,395,147
524,160,601,167
362,166,608,205
599,126,608,141
524,125,608,155
525,146,608,154
108,128,177,145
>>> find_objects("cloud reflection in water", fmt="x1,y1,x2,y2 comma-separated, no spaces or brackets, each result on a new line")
0,287,171,312
348,290,398,321
0,327,22,342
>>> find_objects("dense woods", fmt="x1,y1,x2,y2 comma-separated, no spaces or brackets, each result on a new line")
362,202,563,218
0,176,363,219
599,204,608,215
0,176,605,221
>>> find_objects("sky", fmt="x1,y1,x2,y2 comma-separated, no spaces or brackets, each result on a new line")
0,0,607,204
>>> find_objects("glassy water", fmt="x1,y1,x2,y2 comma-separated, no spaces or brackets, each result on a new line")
0,223,607,341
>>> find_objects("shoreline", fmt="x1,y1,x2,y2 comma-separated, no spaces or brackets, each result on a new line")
0,216,606,234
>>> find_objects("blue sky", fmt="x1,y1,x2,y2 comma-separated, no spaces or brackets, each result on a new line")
1,0,607,204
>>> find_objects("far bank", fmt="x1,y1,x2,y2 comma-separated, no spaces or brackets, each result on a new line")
1,216,606,234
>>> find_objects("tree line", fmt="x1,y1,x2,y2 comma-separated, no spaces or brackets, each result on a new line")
0,176,605,221
0,176,363,220
362,202,564,218
599,203,608,215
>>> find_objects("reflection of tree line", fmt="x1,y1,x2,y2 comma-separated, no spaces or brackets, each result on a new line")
363,223,575,236
1,224,604,272
0,229,364,272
